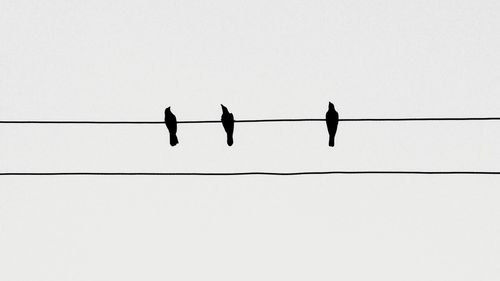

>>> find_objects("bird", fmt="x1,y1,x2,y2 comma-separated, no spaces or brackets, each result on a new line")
164,107,179,146
221,104,234,146
326,102,339,147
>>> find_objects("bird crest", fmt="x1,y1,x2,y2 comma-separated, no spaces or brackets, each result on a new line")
328,102,335,110
221,104,229,114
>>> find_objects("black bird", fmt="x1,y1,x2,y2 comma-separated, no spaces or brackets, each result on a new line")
164,107,179,146
326,102,339,147
221,104,234,146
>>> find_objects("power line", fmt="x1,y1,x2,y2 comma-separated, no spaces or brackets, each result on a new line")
1,117,500,124
0,171,499,176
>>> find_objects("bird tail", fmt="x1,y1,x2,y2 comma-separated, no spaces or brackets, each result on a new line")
329,136,335,147
170,134,179,146
227,135,233,146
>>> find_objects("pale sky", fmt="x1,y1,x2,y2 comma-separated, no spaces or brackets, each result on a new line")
1,1,500,280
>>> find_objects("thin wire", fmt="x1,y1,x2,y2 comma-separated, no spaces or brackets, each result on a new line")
2,117,499,176
1,117,500,124
0,171,499,176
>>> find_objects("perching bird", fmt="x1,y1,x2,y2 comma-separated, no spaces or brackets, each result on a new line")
326,102,339,147
221,104,234,146
164,107,179,146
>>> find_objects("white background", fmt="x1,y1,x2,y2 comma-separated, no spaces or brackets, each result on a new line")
1,0,500,280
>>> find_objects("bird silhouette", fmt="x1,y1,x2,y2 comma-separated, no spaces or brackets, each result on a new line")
164,107,179,146
221,104,234,146
326,102,339,147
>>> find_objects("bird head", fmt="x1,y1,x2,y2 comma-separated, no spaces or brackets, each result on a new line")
165,107,171,114
328,102,335,110
221,104,229,114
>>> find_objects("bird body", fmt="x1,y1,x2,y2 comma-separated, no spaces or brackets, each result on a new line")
326,102,339,147
221,105,234,146
164,107,179,146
